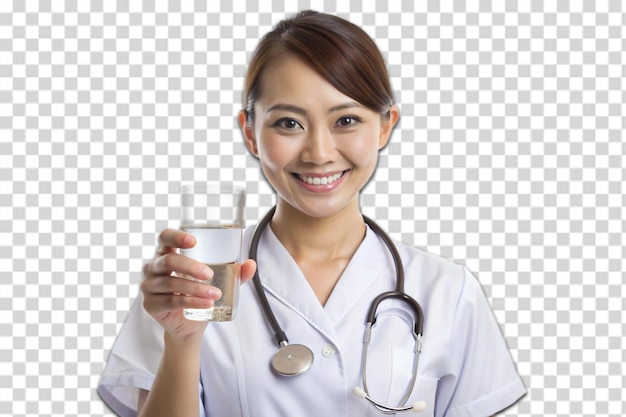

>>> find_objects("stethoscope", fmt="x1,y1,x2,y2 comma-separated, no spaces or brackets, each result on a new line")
248,206,427,414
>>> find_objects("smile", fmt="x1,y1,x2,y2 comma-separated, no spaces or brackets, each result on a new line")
296,171,346,185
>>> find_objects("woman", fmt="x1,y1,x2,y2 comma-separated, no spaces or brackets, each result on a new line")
99,11,525,417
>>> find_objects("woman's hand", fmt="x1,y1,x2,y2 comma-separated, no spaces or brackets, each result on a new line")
141,229,256,343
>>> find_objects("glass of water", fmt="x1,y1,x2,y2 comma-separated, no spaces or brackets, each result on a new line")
180,182,245,321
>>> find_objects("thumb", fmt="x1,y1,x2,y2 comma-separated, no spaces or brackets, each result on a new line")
241,259,257,284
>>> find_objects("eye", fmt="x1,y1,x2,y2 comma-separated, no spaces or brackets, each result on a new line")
335,116,361,128
273,118,303,130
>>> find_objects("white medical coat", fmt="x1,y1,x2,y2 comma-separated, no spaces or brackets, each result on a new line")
99,224,526,417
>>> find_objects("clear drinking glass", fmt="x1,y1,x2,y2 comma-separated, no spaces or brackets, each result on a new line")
180,183,245,321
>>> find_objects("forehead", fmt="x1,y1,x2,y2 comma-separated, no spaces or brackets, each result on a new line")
255,55,353,108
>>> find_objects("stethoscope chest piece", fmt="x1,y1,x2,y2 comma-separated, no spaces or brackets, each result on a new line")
271,343,314,377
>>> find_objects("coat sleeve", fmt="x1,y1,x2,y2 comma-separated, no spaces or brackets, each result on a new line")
435,267,526,417
97,295,164,417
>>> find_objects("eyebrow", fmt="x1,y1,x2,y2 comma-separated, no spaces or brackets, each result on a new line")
266,101,363,115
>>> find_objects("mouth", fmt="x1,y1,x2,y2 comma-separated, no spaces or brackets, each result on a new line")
293,170,348,186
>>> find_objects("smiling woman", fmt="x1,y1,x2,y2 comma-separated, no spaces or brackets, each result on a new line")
98,10,526,417
238,54,398,222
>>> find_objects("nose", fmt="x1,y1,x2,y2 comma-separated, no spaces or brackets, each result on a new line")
301,127,337,164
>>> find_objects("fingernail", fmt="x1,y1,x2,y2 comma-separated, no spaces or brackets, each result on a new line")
207,287,222,299
184,235,196,247
202,267,213,280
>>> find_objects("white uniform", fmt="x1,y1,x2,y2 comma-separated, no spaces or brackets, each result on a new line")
99,224,526,417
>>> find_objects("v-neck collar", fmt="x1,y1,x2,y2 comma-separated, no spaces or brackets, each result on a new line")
255,223,388,340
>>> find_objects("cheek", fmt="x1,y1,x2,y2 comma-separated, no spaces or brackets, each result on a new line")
341,134,381,166
256,134,295,171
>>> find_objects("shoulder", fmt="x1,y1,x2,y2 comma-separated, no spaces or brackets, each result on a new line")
392,240,488,317
395,241,469,289
397,241,465,276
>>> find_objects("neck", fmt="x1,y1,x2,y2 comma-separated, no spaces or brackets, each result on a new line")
269,200,366,262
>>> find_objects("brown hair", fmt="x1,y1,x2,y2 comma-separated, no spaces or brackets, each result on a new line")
243,10,394,123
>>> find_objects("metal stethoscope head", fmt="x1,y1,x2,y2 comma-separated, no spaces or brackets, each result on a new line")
249,206,427,412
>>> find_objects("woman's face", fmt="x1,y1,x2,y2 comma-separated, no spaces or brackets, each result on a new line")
240,55,398,219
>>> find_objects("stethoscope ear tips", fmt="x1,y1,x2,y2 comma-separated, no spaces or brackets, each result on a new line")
411,400,427,413
352,386,367,398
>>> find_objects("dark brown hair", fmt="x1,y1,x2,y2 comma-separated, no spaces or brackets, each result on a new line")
243,10,394,123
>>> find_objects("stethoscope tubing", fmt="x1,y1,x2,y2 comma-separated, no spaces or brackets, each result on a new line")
248,206,424,348
362,215,424,337
248,206,289,346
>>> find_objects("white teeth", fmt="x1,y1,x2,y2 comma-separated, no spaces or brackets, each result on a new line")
299,172,344,185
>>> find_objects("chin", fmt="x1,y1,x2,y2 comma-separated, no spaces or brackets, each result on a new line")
281,196,357,220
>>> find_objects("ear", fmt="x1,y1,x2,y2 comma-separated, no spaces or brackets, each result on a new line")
239,110,259,158
378,105,400,150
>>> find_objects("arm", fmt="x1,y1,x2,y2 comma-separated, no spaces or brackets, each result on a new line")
137,390,148,413
136,229,212,417
136,229,257,417
137,332,204,417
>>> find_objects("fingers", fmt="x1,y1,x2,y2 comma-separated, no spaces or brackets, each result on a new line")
143,274,221,298
143,229,220,317
149,252,213,282
154,229,257,284
144,294,212,316
156,228,196,256
141,275,221,315
143,228,258,320
241,259,257,284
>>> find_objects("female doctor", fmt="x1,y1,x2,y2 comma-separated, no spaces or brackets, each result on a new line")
98,10,526,417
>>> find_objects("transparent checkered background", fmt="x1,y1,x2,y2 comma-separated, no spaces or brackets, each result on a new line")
1,0,624,416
